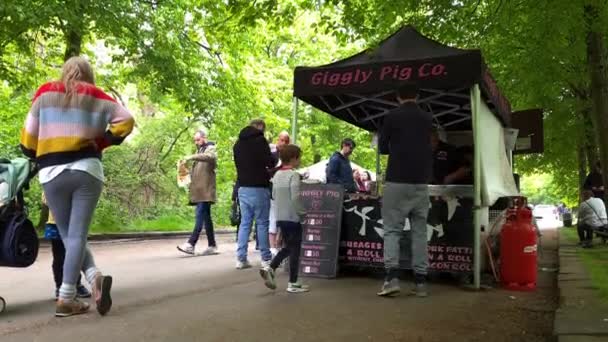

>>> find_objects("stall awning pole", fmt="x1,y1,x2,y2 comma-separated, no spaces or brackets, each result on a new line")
292,97,299,144
374,133,381,176
471,84,482,290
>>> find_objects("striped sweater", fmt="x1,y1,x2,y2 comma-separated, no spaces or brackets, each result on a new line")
20,81,135,168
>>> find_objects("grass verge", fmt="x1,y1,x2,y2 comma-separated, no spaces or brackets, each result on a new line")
561,227,608,301
89,214,234,234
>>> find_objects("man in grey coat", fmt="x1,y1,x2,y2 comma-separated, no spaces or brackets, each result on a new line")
178,129,219,256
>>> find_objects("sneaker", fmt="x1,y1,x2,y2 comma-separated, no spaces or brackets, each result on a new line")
377,278,400,297
196,246,219,256
236,260,252,270
177,242,195,255
259,267,277,290
410,282,429,298
287,282,310,293
56,298,90,317
93,273,113,316
261,260,271,269
77,285,92,298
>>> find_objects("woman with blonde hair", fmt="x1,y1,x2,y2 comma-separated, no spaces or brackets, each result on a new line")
20,56,135,317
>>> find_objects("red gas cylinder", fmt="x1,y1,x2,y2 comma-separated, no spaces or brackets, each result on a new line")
500,206,537,291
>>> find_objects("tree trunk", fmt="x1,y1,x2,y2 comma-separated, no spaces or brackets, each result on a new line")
582,109,599,170
63,28,82,61
586,24,608,202
578,139,588,201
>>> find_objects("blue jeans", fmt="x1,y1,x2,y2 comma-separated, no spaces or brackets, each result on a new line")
188,202,216,247
237,187,271,262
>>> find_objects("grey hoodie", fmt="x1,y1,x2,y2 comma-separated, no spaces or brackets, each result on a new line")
271,169,305,223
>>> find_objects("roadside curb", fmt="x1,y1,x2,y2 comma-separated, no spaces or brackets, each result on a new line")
38,229,237,246
555,229,608,341
88,229,236,241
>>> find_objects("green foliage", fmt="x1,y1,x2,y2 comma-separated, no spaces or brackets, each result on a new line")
0,3,375,232
520,173,577,207
1,0,602,232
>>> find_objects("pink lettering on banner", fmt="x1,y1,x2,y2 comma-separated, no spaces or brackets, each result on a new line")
300,190,324,198
309,70,374,87
310,63,448,88
418,63,446,78
328,73,341,86
380,66,393,80
398,67,412,80
311,72,323,85
325,190,341,198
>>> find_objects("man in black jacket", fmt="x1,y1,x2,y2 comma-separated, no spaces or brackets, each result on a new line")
326,138,357,193
377,84,433,298
233,119,275,269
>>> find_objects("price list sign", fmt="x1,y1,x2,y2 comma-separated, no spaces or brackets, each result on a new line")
298,184,345,278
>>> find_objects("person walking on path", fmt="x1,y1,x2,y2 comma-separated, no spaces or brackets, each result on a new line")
233,119,275,269
20,56,135,317
377,84,433,298
42,194,91,300
326,138,357,192
260,144,309,293
577,190,608,248
269,131,290,257
177,129,219,256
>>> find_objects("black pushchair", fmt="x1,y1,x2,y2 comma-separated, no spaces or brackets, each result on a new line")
0,158,39,313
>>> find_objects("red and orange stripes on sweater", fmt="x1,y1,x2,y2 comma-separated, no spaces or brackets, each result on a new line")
20,81,135,168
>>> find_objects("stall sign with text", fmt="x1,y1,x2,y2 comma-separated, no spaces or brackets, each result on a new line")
299,184,345,278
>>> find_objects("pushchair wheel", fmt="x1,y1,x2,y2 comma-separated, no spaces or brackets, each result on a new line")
0,297,5,313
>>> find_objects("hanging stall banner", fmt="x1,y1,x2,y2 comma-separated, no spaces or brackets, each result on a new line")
339,196,474,273
298,184,345,278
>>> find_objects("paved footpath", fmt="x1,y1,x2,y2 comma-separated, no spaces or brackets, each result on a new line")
554,230,608,342
0,233,558,342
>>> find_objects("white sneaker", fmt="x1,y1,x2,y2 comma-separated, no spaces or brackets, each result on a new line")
196,246,219,256
177,242,194,255
287,282,310,293
261,260,271,269
236,260,252,270
259,267,276,290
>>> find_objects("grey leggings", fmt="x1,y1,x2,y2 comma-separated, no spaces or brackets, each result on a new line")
43,170,103,285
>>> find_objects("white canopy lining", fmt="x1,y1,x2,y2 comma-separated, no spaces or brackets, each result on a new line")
316,87,499,131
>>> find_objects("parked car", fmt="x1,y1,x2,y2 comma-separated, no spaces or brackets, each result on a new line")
532,204,559,221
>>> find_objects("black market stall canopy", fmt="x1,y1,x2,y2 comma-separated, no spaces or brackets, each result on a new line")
293,25,511,132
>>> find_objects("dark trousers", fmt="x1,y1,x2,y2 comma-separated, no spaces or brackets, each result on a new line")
578,223,594,242
270,221,303,283
188,202,216,247
51,239,82,289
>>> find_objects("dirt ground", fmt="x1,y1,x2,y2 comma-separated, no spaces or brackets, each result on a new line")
0,230,558,342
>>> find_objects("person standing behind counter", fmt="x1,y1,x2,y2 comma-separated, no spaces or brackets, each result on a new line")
377,84,433,298
326,138,357,193
430,128,459,185
431,129,473,185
